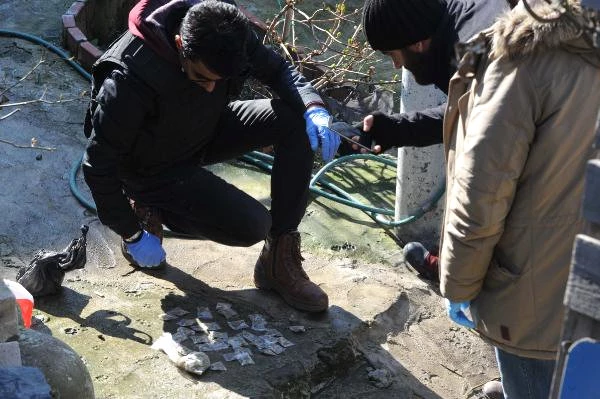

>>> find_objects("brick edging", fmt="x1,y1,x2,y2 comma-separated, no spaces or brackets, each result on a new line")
61,0,268,72
61,0,102,71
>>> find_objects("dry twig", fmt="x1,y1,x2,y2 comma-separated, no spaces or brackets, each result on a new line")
0,57,45,98
0,87,83,109
0,108,20,120
262,0,399,101
0,137,56,151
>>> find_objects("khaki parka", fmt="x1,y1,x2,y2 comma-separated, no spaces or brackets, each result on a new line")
440,1,600,359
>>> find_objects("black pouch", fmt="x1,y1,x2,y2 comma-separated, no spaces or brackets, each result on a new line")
16,225,89,297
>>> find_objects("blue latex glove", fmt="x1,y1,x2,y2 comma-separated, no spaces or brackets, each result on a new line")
124,231,166,268
303,107,341,162
445,299,476,329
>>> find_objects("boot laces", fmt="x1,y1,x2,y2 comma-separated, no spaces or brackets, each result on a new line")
281,233,308,280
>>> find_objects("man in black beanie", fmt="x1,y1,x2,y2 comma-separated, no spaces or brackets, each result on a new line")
357,0,509,151
353,0,509,283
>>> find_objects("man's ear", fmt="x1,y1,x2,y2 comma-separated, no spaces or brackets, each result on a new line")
408,38,432,53
174,34,183,50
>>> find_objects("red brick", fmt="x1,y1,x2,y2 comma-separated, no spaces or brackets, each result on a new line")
66,1,85,17
74,2,90,34
61,14,76,29
65,27,87,56
78,41,103,71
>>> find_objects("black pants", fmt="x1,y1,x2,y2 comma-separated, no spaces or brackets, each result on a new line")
123,99,313,247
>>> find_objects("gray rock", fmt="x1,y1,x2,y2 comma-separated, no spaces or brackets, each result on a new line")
18,328,94,399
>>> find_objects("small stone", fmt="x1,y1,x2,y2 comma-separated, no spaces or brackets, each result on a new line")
63,327,79,335
289,325,305,333
33,314,49,323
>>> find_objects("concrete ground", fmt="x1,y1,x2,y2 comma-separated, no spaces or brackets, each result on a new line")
0,1,498,398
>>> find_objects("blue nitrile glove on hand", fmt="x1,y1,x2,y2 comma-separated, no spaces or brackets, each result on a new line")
445,299,476,329
303,107,341,162
124,231,166,268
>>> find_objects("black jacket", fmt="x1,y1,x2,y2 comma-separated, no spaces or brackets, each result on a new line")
366,0,508,151
82,0,324,238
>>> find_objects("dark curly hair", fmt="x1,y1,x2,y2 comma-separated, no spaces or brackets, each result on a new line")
180,0,251,78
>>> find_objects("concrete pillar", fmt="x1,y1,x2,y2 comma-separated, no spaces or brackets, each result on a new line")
394,69,446,249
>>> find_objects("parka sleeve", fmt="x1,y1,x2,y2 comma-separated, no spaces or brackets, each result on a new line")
440,58,539,301
82,69,152,238
245,32,324,111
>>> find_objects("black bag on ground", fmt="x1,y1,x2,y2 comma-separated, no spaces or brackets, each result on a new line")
16,225,89,297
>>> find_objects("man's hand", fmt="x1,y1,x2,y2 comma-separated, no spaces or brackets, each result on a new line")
304,107,341,162
351,115,382,154
445,299,476,329
124,231,166,268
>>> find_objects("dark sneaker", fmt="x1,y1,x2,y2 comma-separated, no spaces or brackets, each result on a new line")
482,380,504,399
402,242,439,282
254,232,328,312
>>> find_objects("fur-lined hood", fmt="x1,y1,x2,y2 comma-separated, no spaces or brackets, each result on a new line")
491,0,600,67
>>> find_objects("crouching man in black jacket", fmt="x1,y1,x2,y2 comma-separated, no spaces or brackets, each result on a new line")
83,0,340,312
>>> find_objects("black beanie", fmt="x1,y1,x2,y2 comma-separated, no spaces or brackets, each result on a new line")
362,0,445,51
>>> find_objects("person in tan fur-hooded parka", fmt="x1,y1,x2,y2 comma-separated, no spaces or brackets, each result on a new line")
440,0,600,397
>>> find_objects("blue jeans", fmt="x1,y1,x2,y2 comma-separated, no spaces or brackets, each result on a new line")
496,347,556,399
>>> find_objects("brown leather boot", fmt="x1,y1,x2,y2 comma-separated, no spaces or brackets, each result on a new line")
254,232,328,312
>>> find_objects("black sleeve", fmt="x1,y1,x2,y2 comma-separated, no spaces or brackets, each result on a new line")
245,32,324,111
82,69,153,238
367,102,446,151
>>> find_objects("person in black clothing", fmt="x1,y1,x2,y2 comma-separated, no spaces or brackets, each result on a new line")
352,0,508,282
357,0,508,152
83,0,341,312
